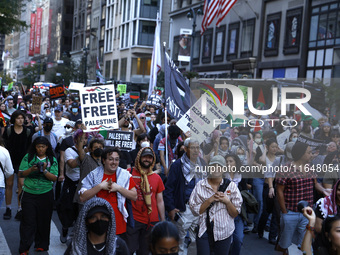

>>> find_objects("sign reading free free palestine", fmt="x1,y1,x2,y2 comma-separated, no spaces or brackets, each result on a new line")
79,85,119,131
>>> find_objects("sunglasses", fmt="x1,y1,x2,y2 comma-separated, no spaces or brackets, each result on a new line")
140,117,145,119
64,126,72,129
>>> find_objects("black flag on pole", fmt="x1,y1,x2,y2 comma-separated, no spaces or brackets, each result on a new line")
164,50,195,120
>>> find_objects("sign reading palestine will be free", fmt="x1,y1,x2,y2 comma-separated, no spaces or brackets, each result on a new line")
79,85,119,131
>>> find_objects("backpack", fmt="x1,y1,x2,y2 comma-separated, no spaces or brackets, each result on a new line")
6,126,31,138
240,190,259,223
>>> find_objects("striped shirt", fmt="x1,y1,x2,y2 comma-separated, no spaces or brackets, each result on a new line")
189,178,243,241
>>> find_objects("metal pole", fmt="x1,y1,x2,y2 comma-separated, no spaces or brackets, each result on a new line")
189,8,196,72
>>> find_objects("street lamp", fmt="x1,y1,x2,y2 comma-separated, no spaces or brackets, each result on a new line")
187,7,203,72
83,46,89,86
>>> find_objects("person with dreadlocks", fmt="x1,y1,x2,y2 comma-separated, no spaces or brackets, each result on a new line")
18,136,58,254
125,147,165,255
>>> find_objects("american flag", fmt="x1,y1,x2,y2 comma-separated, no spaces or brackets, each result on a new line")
202,0,238,34
201,0,220,34
216,0,238,27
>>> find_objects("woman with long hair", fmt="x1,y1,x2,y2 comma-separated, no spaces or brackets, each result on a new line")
18,136,58,254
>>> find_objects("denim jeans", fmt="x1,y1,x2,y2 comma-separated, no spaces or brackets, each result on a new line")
230,215,244,255
196,231,232,255
278,210,308,249
252,178,264,226
0,187,5,208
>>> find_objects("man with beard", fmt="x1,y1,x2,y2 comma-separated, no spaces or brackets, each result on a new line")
118,109,146,138
80,147,137,240
159,125,182,176
126,147,165,255
164,138,206,255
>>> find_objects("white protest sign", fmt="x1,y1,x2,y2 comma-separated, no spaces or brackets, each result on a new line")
276,129,290,150
177,93,241,144
79,85,119,131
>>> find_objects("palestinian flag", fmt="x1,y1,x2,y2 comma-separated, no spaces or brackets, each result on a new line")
300,103,325,128
130,92,140,102
256,88,265,109
0,110,8,127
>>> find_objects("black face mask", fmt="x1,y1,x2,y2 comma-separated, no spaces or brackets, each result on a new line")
24,120,28,125
93,148,103,157
87,220,109,236
43,125,53,132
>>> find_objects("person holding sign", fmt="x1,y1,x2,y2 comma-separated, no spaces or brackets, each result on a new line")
118,109,146,143
79,147,137,239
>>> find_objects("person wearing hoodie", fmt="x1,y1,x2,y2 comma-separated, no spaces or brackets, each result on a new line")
126,147,165,255
32,117,58,154
64,197,129,255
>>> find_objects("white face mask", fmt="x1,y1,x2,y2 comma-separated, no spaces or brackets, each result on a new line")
291,137,297,142
65,127,73,134
254,138,262,144
141,141,150,148
238,155,245,161
45,112,52,118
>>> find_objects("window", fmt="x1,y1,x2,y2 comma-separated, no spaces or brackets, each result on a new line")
131,58,151,75
227,22,240,60
112,59,118,80
193,32,201,65
101,26,105,40
240,18,255,58
284,7,303,55
102,5,106,19
138,21,155,46
264,12,281,57
202,28,213,64
120,58,127,81
105,60,111,80
214,25,226,62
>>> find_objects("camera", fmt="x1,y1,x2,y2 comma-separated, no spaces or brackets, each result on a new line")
297,200,309,213
35,162,45,173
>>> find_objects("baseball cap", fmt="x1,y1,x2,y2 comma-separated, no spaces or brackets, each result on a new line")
55,105,63,112
141,148,154,157
87,205,110,219
71,102,78,108
209,155,226,167
65,120,75,128
145,111,151,116
44,117,54,124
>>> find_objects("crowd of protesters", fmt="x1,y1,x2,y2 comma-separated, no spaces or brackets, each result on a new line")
1,87,340,255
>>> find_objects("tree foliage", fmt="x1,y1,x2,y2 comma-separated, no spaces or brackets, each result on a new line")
0,0,29,34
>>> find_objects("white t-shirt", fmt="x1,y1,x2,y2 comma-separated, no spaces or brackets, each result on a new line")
64,146,80,181
0,146,14,188
52,117,69,140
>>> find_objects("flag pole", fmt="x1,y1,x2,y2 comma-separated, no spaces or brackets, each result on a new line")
163,42,169,176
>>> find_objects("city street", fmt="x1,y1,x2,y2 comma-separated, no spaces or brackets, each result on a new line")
0,181,301,255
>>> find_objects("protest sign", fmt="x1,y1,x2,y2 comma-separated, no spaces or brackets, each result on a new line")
49,84,65,99
277,129,291,150
79,85,119,131
177,93,247,144
106,130,134,151
31,95,43,114
146,94,162,108
297,135,326,150
117,84,127,94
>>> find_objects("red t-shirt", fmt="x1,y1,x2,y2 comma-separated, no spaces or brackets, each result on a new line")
131,168,165,224
97,173,136,235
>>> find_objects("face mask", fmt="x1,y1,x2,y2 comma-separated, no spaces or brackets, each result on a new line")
65,127,73,134
87,220,109,236
254,138,262,144
72,108,78,113
93,148,103,157
24,120,28,125
44,125,53,132
141,141,150,148
291,137,297,142
146,117,151,122
45,112,52,118
238,155,245,161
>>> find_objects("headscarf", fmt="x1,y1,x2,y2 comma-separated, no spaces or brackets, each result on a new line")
69,197,117,255
135,147,156,215
317,179,340,218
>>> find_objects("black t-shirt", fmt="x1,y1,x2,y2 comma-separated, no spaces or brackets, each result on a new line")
60,136,74,152
119,150,132,169
70,112,82,122
3,125,32,170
